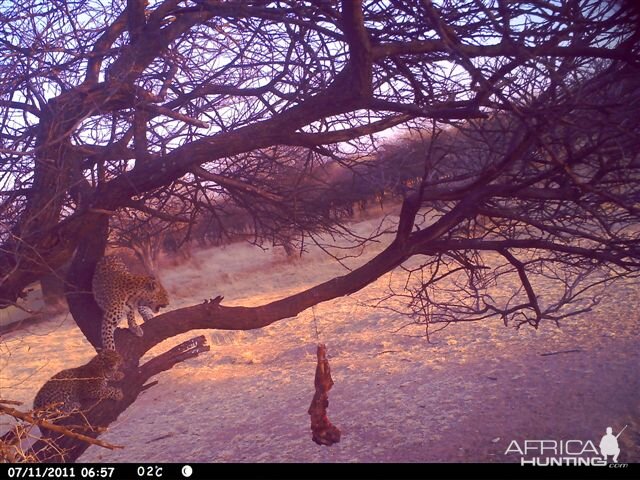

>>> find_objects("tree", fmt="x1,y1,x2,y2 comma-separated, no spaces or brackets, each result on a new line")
1,0,639,462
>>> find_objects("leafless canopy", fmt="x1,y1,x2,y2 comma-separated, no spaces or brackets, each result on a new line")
1,0,639,462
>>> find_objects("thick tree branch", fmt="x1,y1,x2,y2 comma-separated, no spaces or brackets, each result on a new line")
122,192,487,357
284,115,414,146
191,166,284,204
369,99,486,119
140,103,210,129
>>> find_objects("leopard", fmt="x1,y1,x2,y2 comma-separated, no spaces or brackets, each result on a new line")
33,350,124,417
92,255,169,351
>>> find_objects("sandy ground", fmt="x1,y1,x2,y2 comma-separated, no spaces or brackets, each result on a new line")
1,215,638,463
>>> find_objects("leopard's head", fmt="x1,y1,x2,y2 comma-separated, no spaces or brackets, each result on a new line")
141,278,169,313
95,349,124,373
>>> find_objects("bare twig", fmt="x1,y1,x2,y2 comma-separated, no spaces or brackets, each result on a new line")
0,405,123,450
540,349,583,357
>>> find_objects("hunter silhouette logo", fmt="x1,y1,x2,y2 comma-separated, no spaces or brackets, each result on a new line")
599,425,626,463
505,425,630,466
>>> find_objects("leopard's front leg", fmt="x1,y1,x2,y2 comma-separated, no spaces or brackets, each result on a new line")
125,303,144,337
88,381,124,402
138,305,155,322
101,313,119,351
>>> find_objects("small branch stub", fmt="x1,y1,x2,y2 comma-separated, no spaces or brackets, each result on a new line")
308,343,341,446
203,295,224,309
